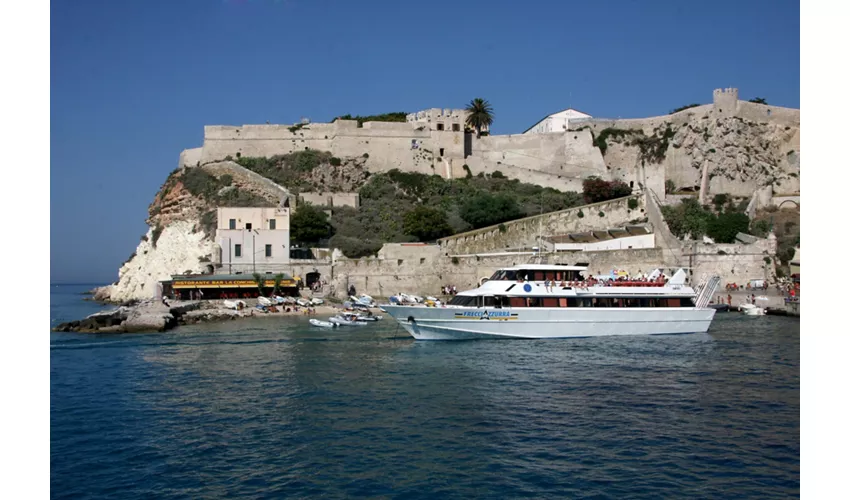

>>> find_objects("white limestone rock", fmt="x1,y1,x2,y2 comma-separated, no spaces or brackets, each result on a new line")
109,220,217,302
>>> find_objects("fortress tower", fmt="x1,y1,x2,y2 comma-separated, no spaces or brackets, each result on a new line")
712,87,739,117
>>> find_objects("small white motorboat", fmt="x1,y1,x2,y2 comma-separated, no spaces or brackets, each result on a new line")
297,298,311,307
739,303,765,316
329,314,369,326
223,300,246,310
309,319,337,328
258,296,273,307
310,298,324,305
353,314,381,322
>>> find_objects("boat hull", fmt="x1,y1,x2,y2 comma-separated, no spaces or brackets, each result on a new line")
382,306,716,340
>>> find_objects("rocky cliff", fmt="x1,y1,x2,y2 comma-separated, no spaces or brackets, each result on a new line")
98,162,289,302
576,101,800,199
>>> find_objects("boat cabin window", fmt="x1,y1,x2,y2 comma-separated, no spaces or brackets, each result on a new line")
489,270,517,281
451,294,693,308
448,295,477,306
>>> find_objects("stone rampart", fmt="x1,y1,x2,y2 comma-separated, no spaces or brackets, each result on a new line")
298,192,360,209
329,247,668,299
438,194,646,255
201,161,293,207
684,238,775,287
644,189,684,265
179,148,202,168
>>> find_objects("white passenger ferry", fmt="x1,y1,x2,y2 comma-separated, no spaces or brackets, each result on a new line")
382,264,721,340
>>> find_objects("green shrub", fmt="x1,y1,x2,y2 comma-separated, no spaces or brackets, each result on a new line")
330,157,342,166
460,192,523,229
332,112,407,127
151,225,164,247
451,256,460,265
328,234,383,258
498,223,507,233
291,203,334,245
577,209,584,218
582,176,632,203
628,198,639,210
402,206,453,241
491,170,505,179
598,211,605,217
200,210,217,237
219,174,233,186
764,256,772,264
717,250,727,255
224,155,233,161
712,193,728,210
665,179,676,194
593,128,637,155
750,219,771,238
362,153,369,158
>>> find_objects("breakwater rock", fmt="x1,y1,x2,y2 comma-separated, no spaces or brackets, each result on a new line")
53,299,343,333
54,300,206,333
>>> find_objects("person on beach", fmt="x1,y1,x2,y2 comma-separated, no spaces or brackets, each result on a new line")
727,294,732,305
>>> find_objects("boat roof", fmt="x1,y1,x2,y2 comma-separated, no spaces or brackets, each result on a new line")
499,264,588,271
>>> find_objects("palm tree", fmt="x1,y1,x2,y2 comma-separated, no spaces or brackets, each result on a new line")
465,98,494,138
272,273,284,296
253,272,264,296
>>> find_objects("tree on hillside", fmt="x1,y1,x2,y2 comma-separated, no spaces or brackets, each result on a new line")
402,206,453,242
582,176,632,204
707,211,750,243
291,203,334,245
465,98,494,138
749,97,768,104
460,192,522,229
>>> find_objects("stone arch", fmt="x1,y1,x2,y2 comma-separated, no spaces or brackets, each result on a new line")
778,200,800,210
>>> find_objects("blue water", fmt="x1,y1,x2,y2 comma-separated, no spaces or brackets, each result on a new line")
51,284,799,499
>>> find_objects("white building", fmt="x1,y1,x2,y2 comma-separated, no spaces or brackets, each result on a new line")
523,108,592,135
215,207,291,274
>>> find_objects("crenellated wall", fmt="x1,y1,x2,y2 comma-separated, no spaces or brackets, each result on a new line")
181,87,798,206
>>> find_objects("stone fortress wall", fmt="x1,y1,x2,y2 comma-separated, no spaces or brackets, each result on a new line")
153,88,795,300
180,87,799,204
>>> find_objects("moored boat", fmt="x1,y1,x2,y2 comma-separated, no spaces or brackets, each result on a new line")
329,313,370,326
309,319,338,328
382,264,721,340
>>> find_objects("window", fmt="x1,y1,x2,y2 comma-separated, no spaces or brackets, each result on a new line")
269,219,276,230
439,148,445,156
452,123,460,132
437,123,444,131
234,244,242,257
265,244,272,257
509,297,525,307
246,223,252,230
229,219,236,230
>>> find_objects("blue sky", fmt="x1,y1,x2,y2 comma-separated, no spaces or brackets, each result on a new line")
50,0,800,284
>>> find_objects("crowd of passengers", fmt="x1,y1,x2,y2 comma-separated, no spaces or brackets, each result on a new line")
489,270,669,287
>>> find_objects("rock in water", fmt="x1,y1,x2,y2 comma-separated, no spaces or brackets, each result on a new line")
121,303,176,332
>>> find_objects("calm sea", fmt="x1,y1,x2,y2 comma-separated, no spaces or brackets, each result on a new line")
51,284,799,499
